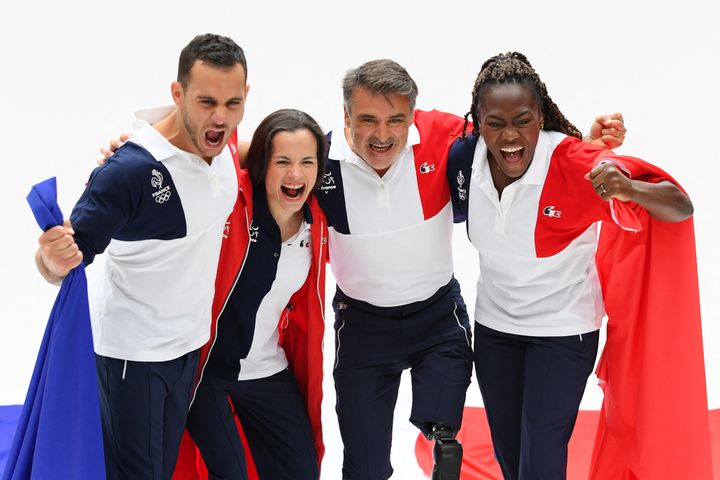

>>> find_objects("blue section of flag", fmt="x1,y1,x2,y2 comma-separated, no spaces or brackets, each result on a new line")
0,406,22,474
1,178,105,480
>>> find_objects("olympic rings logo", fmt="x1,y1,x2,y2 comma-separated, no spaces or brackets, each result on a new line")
152,185,172,204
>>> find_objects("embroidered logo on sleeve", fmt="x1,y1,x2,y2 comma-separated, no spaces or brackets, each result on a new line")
249,220,260,243
457,170,467,201
151,169,172,204
320,171,337,193
543,205,562,218
419,162,436,174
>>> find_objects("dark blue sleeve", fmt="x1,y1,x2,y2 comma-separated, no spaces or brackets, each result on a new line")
315,131,351,234
69,152,140,265
69,143,187,266
446,135,477,224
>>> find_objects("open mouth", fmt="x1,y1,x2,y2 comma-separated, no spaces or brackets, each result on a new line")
281,183,305,200
369,142,393,153
204,129,225,147
500,146,524,164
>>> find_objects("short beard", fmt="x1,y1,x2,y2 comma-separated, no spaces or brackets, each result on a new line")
180,107,205,157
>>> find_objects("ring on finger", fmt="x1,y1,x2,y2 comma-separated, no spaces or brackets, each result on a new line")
600,184,607,194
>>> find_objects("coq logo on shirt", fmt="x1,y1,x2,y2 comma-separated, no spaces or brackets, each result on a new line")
151,169,172,204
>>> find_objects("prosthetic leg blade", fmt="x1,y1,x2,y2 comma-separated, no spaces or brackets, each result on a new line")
430,424,462,480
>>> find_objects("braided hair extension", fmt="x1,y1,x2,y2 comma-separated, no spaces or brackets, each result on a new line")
461,52,582,140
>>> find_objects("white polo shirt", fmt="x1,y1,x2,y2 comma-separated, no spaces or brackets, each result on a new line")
468,131,605,336
325,124,455,307
73,105,238,361
237,222,312,380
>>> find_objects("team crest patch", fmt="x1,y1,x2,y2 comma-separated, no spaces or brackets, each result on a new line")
249,220,260,243
543,205,561,218
457,170,467,201
321,171,336,193
223,220,231,239
151,169,172,204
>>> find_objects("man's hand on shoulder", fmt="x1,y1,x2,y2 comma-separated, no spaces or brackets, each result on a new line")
97,133,131,166
237,140,250,167
585,113,626,149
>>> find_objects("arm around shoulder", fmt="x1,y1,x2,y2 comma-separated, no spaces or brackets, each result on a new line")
237,140,250,167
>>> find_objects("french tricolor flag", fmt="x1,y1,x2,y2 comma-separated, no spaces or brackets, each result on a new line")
1,179,104,480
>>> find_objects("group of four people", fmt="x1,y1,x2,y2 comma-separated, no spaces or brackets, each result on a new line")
35,34,696,480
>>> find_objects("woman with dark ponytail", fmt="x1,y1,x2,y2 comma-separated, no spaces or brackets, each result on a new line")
447,53,710,479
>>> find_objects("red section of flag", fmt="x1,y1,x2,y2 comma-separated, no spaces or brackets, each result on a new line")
534,145,712,478
592,182,712,478
416,407,720,479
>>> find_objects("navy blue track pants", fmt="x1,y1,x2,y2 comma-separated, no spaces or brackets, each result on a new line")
474,323,599,480
333,278,474,480
95,350,199,480
186,369,318,480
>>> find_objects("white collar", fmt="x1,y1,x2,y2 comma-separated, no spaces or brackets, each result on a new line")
130,105,178,162
472,130,553,186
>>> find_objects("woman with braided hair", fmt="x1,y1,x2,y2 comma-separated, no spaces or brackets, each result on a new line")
446,52,710,479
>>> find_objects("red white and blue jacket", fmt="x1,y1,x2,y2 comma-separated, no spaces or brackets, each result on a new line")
173,133,328,480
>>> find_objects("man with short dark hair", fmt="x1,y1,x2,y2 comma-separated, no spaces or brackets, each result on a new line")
34,33,249,480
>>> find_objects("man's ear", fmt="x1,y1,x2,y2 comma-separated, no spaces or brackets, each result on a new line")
171,81,184,107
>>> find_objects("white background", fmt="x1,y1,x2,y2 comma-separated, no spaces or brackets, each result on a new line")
0,2,717,478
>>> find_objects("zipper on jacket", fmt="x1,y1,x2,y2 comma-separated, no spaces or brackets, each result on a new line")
190,204,252,408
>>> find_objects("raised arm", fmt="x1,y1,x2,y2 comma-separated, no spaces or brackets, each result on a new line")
585,112,627,149
585,163,693,222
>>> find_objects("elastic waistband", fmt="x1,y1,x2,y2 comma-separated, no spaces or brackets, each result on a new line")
334,277,459,318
